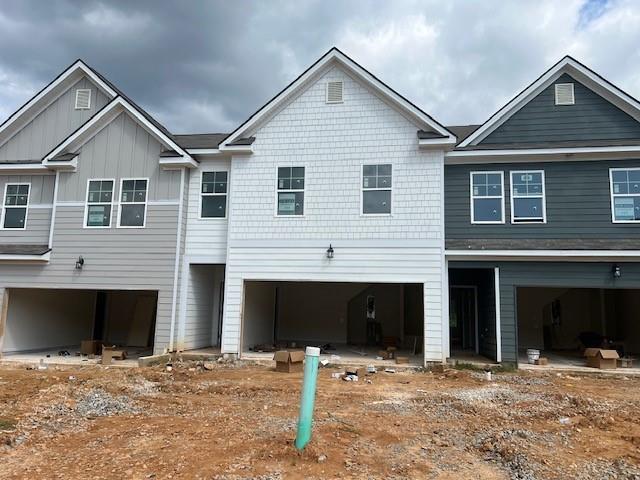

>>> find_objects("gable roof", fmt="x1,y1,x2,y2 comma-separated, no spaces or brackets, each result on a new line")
459,56,640,149
219,47,456,150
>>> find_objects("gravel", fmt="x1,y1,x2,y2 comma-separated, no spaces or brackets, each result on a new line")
76,389,139,417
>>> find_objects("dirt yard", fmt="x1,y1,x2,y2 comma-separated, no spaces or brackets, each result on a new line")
0,361,638,480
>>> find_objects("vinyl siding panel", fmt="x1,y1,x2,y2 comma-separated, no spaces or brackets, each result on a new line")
481,74,640,145
181,264,224,350
0,77,110,161
445,158,640,239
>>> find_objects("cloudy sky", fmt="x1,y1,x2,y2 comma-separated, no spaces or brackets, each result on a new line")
0,0,637,134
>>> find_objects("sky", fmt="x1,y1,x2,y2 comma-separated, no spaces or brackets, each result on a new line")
0,0,637,134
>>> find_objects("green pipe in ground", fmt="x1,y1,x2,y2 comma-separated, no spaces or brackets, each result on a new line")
294,346,320,450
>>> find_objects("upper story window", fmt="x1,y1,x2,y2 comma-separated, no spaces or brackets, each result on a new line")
277,167,304,216
2,183,30,229
510,170,546,223
610,168,640,223
200,171,227,218
85,179,114,228
75,89,92,110
470,172,504,224
118,178,148,227
362,164,392,215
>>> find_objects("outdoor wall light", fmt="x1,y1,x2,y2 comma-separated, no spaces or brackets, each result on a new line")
612,264,621,279
326,244,334,259
75,256,85,270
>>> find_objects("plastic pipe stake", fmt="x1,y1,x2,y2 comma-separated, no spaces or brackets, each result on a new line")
294,346,320,450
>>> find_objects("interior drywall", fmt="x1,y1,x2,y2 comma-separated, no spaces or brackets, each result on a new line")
243,281,277,349
104,291,157,347
3,288,96,353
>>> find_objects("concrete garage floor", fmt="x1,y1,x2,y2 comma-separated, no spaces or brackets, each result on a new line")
0,347,151,368
518,350,640,376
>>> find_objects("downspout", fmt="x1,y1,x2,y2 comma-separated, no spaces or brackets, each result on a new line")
48,171,59,249
168,167,186,352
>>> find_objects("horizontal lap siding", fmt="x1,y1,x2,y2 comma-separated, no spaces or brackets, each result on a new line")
481,73,640,144
445,158,640,239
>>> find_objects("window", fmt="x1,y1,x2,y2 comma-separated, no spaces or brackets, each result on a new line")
118,178,148,227
362,164,392,215
84,179,114,227
276,167,304,216
2,183,29,229
554,83,574,105
200,171,227,218
75,89,91,110
610,168,640,222
510,170,546,223
470,172,504,223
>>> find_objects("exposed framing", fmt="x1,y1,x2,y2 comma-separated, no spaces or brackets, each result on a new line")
509,170,547,224
469,171,505,224
449,285,479,355
117,177,149,228
1,182,30,230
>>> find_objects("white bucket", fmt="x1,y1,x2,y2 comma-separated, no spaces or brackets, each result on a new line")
527,349,540,364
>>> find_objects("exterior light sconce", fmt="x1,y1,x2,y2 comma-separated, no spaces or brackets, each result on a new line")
75,256,85,270
326,244,334,259
612,264,621,279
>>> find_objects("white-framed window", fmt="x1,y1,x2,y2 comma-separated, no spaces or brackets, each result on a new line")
276,167,304,216
510,170,546,223
84,179,114,228
470,172,504,224
200,171,228,219
1,183,30,229
118,178,148,228
610,168,640,223
362,164,392,215
75,88,92,110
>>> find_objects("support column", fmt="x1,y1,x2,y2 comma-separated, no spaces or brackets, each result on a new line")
494,267,502,363
0,288,9,358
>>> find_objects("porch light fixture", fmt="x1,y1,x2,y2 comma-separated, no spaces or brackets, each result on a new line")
326,244,334,259
612,264,621,279
75,256,85,270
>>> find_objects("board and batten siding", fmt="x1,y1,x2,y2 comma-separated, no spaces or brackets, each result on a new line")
221,65,447,362
445,158,640,239
481,73,640,145
0,77,111,161
0,174,55,245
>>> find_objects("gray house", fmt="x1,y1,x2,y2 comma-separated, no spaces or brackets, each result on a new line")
445,56,640,366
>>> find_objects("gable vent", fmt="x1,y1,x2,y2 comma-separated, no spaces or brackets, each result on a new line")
75,89,92,110
326,81,343,104
554,83,574,105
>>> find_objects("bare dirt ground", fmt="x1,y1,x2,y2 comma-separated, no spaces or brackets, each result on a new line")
0,361,639,480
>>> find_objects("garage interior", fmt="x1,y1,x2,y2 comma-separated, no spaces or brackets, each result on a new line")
241,281,424,365
517,287,640,368
0,288,157,365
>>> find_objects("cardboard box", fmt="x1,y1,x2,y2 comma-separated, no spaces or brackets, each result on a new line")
584,348,619,369
273,350,305,373
534,357,548,366
101,346,127,365
81,340,102,355
395,356,409,364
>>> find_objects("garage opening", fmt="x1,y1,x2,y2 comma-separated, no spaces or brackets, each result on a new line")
517,287,640,370
241,281,424,365
0,288,157,365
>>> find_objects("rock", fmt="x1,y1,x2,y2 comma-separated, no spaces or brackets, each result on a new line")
318,454,327,463
203,362,215,371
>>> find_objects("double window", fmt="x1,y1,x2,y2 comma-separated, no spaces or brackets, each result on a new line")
85,180,114,227
610,168,640,222
2,183,30,229
470,172,504,223
200,171,227,218
362,164,392,215
510,170,546,223
118,179,148,227
277,167,304,216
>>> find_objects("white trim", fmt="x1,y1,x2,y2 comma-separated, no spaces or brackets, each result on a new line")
325,80,344,104
0,164,50,173
169,168,186,352
361,163,392,216
275,165,305,217
48,172,59,248
0,251,50,263
554,83,574,105
159,157,198,169
446,249,640,260
117,178,148,228
44,157,78,172
83,178,115,229
186,148,222,155
0,60,116,144
28,204,53,209
470,171,505,224
609,167,640,223
418,137,458,148
74,88,92,110
509,170,547,224
220,48,455,149
447,145,640,161
198,169,229,220
494,267,502,363
1,182,30,230
459,56,640,148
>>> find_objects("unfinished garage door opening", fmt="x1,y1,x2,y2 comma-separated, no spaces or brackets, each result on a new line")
241,281,424,365
0,288,157,365
517,287,640,372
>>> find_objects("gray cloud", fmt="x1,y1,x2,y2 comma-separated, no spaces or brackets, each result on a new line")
0,0,637,134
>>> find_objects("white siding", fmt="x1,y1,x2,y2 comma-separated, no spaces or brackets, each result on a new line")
221,64,446,362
